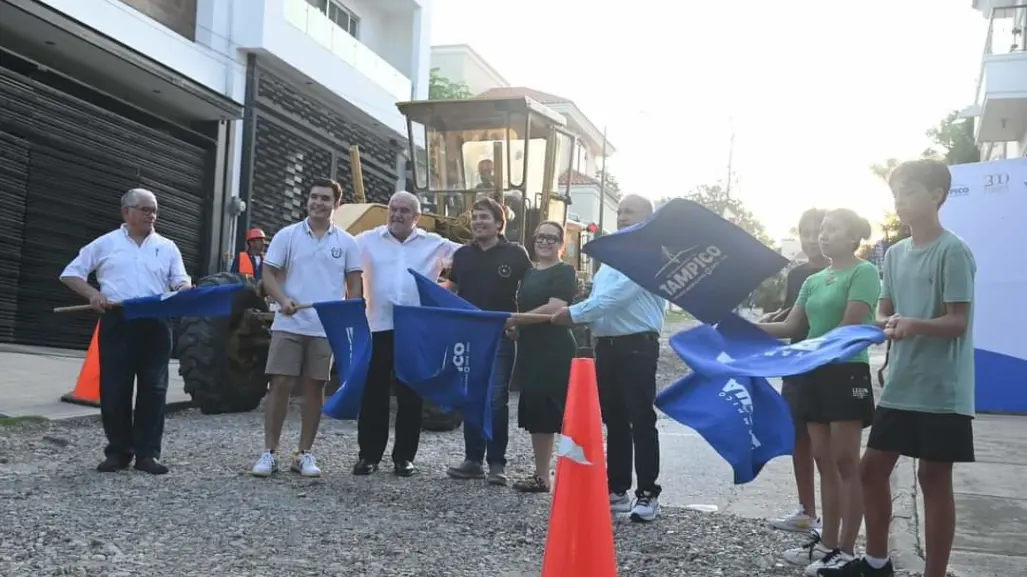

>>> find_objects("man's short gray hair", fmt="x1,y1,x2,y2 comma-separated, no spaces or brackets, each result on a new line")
121,188,157,208
389,190,421,214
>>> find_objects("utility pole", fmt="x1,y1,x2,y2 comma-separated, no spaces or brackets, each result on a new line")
725,115,735,199
596,125,609,235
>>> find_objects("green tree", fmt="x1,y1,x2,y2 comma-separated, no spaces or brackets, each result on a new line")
428,69,473,100
923,111,980,166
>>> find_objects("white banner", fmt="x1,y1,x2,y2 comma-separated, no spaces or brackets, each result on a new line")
943,157,1027,413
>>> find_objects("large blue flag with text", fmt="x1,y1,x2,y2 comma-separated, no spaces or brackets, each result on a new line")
656,314,795,484
393,304,510,439
581,199,789,323
315,299,373,420
121,284,244,319
672,321,887,379
409,268,477,310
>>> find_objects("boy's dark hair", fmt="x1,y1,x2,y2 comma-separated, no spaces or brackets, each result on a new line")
310,178,343,202
887,159,952,207
471,197,506,231
798,208,827,230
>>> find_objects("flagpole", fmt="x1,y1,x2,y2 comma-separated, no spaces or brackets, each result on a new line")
596,126,609,235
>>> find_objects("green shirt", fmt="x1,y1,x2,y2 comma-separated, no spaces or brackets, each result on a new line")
879,231,976,416
796,260,881,364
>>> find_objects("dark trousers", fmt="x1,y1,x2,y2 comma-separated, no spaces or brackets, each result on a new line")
358,330,423,464
463,336,515,466
595,332,661,498
98,309,173,461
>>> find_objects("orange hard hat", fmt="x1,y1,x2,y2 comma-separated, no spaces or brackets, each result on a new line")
246,227,266,241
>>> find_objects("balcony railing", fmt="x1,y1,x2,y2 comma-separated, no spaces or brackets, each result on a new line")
284,0,412,102
974,4,1027,106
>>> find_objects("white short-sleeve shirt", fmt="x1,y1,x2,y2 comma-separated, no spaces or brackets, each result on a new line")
60,225,191,301
357,225,462,332
264,219,362,337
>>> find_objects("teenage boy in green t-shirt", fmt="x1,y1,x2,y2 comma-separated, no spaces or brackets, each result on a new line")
819,159,977,577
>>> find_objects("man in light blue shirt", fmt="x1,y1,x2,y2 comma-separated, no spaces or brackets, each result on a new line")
553,195,666,523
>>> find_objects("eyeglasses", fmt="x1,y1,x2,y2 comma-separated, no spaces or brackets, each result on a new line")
130,206,158,216
534,233,562,245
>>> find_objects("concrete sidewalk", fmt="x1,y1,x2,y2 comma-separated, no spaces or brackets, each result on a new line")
0,343,192,420
892,413,1027,577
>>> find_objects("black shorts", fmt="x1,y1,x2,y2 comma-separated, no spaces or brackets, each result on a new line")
867,407,975,463
781,375,807,434
801,362,875,427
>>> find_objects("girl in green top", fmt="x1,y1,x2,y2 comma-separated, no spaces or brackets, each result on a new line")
759,209,881,576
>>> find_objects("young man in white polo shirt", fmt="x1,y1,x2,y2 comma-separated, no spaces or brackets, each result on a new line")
251,178,363,478
352,191,462,477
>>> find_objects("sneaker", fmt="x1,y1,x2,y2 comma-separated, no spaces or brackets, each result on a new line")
486,464,508,486
805,549,854,577
782,534,832,566
446,459,485,480
251,450,277,477
769,507,821,533
290,451,321,477
817,557,895,577
610,492,632,514
629,493,660,522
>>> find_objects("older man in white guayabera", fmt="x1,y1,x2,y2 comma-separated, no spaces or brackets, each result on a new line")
60,188,192,476
551,194,668,523
351,191,463,478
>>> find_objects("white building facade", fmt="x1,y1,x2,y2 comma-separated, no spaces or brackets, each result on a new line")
0,0,431,349
430,44,509,96
967,1,1027,159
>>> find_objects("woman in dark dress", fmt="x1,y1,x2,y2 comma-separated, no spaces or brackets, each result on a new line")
506,221,578,492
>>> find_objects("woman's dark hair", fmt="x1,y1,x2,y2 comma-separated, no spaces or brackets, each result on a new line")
310,177,343,202
798,207,827,230
825,208,872,251
471,197,506,231
535,220,565,241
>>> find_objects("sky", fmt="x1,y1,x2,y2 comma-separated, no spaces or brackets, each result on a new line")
429,0,989,239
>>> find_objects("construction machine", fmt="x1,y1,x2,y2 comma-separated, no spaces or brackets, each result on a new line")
176,96,593,420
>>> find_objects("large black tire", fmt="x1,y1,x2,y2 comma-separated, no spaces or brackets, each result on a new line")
177,272,271,414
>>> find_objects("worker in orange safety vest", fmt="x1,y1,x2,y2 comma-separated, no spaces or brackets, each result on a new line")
231,227,267,280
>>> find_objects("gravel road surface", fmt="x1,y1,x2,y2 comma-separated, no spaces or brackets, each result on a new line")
0,314,817,577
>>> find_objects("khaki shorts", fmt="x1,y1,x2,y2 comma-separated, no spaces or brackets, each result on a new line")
266,331,333,380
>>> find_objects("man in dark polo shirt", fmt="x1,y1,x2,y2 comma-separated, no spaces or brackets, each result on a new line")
446,197,532,485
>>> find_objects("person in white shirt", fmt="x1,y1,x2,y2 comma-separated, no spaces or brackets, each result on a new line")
60,188,191,475
352,191,461,477
251,178,363,478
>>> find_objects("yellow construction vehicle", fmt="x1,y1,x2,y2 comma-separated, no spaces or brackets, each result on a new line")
176,96,593,417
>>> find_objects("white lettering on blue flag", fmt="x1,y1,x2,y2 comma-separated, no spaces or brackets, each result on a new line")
716,352,761,449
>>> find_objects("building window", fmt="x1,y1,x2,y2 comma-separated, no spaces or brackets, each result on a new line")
306,0,360,38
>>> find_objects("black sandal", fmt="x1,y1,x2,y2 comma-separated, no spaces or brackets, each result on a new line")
513,475,550,493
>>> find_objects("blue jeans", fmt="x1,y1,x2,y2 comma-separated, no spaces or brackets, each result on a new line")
464,336,515,466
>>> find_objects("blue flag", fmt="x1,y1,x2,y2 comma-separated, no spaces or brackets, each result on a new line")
121,284,244,319
392,304,510,439
315,299,373,420
581,198,789,323
672,322,886,379
656,372,793,484
656,314,796,484
408,268,476,310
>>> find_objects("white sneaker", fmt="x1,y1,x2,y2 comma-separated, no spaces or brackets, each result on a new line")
782,536,832,566
804,549,853,576
769,507,821,533
610,492,632,514
629,494,660,523
251,450,277,477
291,451,322,477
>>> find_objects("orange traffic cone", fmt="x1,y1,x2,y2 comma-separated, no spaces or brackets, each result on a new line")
60,321,101,407
541,357,617,577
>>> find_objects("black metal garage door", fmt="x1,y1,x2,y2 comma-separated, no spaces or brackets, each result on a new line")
0,61,212,350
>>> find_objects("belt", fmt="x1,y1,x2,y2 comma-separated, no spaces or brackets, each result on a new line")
595,331,660,346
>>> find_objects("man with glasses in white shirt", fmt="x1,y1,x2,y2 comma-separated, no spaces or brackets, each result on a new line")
61,188,192,475
352,191,462,478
